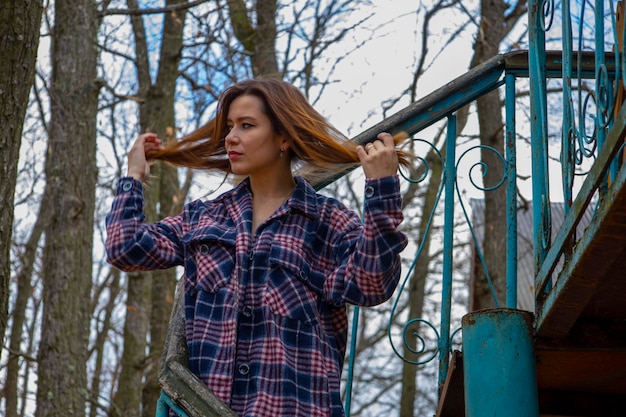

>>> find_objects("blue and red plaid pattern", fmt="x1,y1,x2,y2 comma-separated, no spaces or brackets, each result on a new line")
106,175,407,417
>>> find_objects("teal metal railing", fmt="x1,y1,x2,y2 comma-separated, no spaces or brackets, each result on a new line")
157,1,623,415
531,0,623,303
375,0,622,407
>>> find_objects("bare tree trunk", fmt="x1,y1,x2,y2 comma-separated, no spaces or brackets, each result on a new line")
111,2,187,416
21,286,42,415
470,0,527,310
0,0,43,352
142,3,188,414
35,0,99,415
228,0,279,77
110,3,156,416
5,196,48,417
88,269,121,417
112,268,152,417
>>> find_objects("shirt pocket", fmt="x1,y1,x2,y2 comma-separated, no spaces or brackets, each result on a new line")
183,226,236,295
264,247,326,325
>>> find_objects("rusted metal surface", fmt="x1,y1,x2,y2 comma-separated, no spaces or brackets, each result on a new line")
462,309,538,417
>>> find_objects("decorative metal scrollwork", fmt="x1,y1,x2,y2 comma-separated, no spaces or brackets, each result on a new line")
541,0,556,32
456,145,506,192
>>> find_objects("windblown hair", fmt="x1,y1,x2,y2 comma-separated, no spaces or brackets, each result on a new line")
147,78,410,182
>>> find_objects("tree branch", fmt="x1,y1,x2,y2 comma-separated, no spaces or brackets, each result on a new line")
100,0,210,16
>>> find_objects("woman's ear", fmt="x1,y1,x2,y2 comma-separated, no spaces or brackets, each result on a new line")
279,138,293,159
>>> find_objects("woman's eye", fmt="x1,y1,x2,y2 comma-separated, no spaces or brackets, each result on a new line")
242,123,253,129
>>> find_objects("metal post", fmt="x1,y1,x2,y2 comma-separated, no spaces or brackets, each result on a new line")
505,73,518,309
438,115,457,391
344,305,359,416
156,393,168,417
562,0,574,213
462,309,539,417
528,0,551,280
155,391,190,417
595,0,612,191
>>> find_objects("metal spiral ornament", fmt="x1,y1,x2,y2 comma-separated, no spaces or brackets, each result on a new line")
456,145,506,192
388,137,445,365
541,0,556,32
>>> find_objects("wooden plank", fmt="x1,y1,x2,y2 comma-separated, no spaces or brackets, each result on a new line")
538,389,626,416
436,350,465,417
160,278,189,368
536,350,626,394
159,361,238,417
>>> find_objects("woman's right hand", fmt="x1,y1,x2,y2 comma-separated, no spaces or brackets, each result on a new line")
127,132,163,181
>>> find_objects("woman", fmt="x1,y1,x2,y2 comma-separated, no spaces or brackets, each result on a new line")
106,78,409,417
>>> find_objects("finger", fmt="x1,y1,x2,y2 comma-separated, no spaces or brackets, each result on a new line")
356,145,368,161
135,132,157,148
378,132,395,147
141,133,164,156
143,133,159,143
144,140,163,152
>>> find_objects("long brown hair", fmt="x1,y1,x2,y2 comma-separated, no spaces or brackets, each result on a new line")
147,78,410,181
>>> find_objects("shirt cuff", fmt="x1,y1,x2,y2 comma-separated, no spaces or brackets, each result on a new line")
364,175,400,199
116,177,142,194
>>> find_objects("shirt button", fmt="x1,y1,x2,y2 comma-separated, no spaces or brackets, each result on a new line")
248,249,255,260
299,271,308,282
242,306,253,317
122,181,133,192
238,364,250,375
199,244,209,255
365,185,375,198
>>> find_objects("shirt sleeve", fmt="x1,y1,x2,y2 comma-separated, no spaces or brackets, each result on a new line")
327,175,408,307
105,177,185,272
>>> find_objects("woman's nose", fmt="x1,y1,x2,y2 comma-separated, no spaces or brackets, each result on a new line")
225,129,236,145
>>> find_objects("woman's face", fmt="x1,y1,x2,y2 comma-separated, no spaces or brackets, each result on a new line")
224,94,286,178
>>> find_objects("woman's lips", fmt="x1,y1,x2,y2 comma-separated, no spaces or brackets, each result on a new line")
228,151,242,160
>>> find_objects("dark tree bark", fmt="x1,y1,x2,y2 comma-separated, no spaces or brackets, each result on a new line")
111,2,187,416
35,0,100,415
88,269,121,417
0,0,43,356
141,2,188,414
5,197,48,417
227,0,280,77
470,0,527,310
110,4,155,416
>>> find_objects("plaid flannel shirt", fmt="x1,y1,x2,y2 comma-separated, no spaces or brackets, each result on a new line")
106,175,407,417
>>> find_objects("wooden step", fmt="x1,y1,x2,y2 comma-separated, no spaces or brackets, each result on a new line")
436,346,626,417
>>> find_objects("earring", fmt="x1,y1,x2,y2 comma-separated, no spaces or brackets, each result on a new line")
279,147,284,158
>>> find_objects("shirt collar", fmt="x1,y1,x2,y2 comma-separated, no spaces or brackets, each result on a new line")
290,176,321,220
223,175,321,220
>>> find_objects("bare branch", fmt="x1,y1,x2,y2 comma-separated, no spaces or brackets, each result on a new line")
100,0,210,16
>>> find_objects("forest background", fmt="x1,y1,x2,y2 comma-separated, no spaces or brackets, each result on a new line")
0,1,532,416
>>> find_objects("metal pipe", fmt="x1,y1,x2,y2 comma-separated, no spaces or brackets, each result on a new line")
463,309,539,417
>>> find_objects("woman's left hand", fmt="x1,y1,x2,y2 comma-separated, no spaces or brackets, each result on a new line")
356,132,399,179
